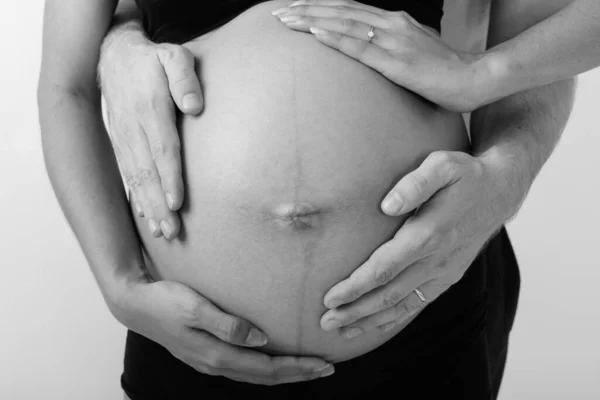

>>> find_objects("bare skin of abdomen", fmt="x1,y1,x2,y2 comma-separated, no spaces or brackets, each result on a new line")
132,1,469,363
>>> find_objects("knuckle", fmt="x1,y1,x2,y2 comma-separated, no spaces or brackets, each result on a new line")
340,311,359,326
188,296,209,321
203,348,224,369
220,317,243,342
150,141,179,162
380,289,405,310
408,172,428,196
332,5,350,17
135,96,170,118
355,38,370,55
436,257,450,271
470,158,485,178
417,226,444,252
165,44,186,61
390,11,411,29
124,173,140,191
372,265,395,287
150,141,167,161
395,299,417,316
136,168,160,186
343,288,361,304
340,17,360,33
133,99,151,116
428,150,453,167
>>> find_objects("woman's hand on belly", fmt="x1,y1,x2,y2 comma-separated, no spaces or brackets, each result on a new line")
317,151,519,338
113,280,334,384
272,0,486,112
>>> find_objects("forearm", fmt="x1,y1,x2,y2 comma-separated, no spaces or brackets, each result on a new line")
39,88,149,311
475,0,595,106
470,77,576,218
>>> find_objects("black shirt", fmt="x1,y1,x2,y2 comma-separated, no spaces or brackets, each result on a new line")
135,0,444,43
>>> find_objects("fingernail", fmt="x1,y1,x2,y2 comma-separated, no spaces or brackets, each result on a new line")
166,193,175,210
313,363,333,373
327,298,344,309
271,7,289,16
319,366,335,378
160,221,173,239
289,0,307,6
322,319,342,331
309,27,328,36
345,328,363,339
382,192,403,215
182,94,201,110
246,328,268,346
280,15,302,23
148,219,158,235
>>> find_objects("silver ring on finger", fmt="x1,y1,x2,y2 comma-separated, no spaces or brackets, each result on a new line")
366,25,375,43
414,288,428,303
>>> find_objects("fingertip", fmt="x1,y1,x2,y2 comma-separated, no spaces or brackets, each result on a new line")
135,203,144,218
245,327,268,347
160,220,174,240
161,215,181,240
166,192,176,210
326,298,344,310
181,93,203,115
149,219,164,238
323,289,343,309
166,191,184,211
381,191,404,216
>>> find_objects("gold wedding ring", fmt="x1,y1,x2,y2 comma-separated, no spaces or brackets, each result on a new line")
414,288,428,303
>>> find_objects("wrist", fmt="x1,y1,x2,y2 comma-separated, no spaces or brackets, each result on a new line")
477,146,532,222
471,50,517,108
103,265,153,327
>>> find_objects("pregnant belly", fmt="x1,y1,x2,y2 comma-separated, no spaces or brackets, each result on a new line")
133,1,469,363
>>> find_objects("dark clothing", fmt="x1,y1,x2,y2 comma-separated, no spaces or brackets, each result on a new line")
122,228,520,400
122,1,521,399
134,0,445,44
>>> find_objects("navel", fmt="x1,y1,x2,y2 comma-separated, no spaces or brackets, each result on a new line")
266,202,325,231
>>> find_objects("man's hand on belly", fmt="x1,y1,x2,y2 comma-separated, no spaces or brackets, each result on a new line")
113,280,335,384
99,23,204,240
316,150,521,338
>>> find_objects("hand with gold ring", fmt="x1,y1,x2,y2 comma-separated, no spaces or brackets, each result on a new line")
315,150,516,339
271,0,484,112
271,0,521,340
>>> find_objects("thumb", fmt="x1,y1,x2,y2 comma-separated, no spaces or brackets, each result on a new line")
192,296,268,347
158,45,204,115
381,151,456,216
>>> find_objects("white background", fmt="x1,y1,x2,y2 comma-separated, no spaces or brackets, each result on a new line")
1,1,598,399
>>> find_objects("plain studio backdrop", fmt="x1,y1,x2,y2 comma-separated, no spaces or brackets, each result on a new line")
1,1,598,399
